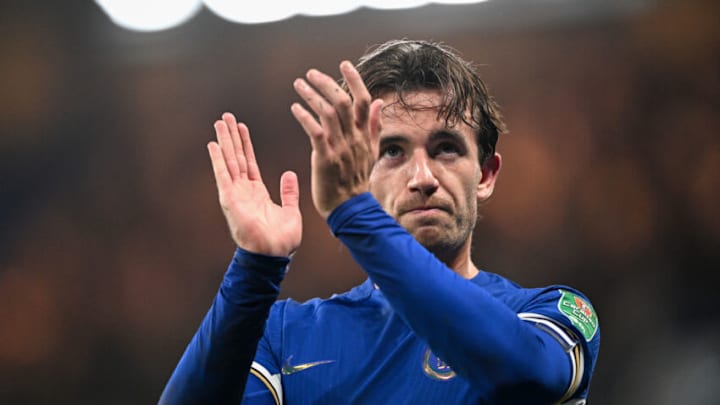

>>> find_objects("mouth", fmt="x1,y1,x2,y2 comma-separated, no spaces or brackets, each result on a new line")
401,205,451,217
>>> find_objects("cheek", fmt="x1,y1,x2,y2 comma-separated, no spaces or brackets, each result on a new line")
370,171,401,211
369,171,388,202
369,169,380,194
457,168,482,209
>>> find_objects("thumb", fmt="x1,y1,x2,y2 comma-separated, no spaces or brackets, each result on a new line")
280,171,300,209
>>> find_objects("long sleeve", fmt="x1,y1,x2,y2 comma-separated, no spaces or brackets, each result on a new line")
158,247,289,405
328,193,579,403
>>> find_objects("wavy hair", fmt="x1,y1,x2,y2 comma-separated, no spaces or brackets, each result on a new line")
349,39,506,164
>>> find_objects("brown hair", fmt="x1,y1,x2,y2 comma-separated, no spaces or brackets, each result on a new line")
351,39,506,164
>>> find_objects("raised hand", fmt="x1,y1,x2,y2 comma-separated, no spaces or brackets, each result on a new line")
291,61,384,219
207,113,302,257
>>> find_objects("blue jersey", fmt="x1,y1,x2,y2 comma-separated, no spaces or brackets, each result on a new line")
160,193,600,405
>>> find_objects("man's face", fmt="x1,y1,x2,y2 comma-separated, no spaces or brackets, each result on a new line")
369,90,500,256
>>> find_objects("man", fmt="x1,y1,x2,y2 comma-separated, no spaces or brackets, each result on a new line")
159,40,600,404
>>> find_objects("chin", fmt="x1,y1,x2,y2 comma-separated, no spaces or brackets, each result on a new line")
408,224,468,258
419,240,464,262
412,229,452,251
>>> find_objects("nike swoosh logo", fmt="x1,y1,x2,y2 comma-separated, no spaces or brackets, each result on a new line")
281,355,335,375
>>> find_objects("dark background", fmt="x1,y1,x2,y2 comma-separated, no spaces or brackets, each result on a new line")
1,0,719,404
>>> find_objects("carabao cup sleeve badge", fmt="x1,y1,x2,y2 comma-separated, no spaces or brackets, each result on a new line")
557,289,598,342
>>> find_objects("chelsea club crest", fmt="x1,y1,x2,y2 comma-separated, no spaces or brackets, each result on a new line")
422,348,456,381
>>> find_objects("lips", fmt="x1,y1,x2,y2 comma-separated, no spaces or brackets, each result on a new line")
398,202,452,216
408,206,445,213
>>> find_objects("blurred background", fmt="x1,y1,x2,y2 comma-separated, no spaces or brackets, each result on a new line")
1,0,719,403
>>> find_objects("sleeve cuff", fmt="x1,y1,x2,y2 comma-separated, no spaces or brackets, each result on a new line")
327,192,379,234
229,246,291,279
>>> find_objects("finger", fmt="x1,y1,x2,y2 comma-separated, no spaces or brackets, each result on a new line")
340,61,372,129
305,68,353,134
293,77,344,145
291,102,329,157
214,118,240,181
207,141,233,196
368,99,384,158
236,122,262,182
222,112,247,178
279,171,300,209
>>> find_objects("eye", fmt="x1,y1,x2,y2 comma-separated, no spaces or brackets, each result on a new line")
435,142,461,157
380,144,404,159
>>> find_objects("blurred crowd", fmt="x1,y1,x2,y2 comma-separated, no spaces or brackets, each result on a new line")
1,1,718,403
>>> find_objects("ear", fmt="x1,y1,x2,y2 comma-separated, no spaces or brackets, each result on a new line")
477,152,502,203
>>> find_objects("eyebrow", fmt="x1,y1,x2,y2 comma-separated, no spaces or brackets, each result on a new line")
428,129,468,147
377,130,471,156
378,135,409,149
378,129,468,145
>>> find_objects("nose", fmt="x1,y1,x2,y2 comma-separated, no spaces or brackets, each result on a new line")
407,154,439,196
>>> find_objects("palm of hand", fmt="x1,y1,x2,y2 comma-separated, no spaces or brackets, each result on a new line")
209,113,302,257
220,175,302,257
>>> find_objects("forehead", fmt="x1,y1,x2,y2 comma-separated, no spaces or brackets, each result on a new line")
379,90,476,143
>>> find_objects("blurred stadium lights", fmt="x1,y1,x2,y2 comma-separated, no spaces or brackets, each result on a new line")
95,0,490,31
95,0,204,32
433,0,491,4
202,0,300,24
360,0,427,10
291,1,362,17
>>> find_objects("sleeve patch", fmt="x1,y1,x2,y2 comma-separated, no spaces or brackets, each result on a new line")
557,290,598,342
